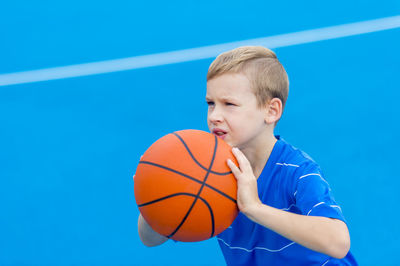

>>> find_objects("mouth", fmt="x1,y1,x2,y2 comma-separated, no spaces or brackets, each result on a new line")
212,129,227,139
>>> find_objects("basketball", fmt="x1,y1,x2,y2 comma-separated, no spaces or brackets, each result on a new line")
134,129,239,242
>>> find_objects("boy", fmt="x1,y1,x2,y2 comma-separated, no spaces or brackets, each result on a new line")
137,46,357,265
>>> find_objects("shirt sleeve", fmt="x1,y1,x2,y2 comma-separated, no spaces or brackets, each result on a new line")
294,167,346,222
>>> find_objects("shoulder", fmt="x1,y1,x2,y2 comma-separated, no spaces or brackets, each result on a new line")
271,137,328,195
275,137,321,175
274,138,345,219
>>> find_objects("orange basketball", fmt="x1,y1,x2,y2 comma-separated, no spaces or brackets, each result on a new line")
134,129,239,242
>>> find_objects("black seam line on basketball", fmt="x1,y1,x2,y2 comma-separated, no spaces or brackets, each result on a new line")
168,135,218,239
137,192,215,239
138,161,236,204
171,132,231,176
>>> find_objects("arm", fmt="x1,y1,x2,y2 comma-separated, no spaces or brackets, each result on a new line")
138,213,168,247
244,203,350,258
227,148,350,259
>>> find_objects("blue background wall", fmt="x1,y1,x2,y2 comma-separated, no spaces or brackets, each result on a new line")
1,1,399,265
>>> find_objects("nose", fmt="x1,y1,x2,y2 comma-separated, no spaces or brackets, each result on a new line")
208,105,223,124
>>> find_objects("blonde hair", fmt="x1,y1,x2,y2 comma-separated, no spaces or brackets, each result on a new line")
207,46,289,108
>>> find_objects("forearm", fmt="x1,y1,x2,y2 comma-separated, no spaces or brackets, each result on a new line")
227,148,350,258
138,214,168,247
243,203,350,259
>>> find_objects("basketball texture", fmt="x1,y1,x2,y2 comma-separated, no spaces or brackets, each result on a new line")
134,129,239,242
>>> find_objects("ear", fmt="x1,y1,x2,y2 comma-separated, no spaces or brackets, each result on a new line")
264,98,283,124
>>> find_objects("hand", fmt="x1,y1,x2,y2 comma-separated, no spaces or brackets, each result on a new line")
138,213,168,247
227,147,262,215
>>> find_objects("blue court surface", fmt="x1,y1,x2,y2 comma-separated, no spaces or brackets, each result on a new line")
1,1,399,265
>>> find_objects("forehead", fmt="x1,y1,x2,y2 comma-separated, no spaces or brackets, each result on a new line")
206,73,254,99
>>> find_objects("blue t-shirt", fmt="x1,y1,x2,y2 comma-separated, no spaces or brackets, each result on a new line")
217,137,357,265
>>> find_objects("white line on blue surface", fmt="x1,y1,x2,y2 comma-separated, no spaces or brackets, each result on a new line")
1,15,399,87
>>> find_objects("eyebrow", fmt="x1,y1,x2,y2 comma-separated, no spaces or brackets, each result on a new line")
221,96,236,101
205,96,237,101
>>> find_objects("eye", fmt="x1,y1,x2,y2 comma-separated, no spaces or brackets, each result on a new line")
206,101,214,106
225,102,236,106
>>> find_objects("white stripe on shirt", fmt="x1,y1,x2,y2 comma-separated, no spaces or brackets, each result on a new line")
276,163,300,167
217,237,296,253
307,202,326,215
294,173,330,197
298,173,328,184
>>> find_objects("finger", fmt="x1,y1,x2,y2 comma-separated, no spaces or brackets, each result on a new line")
227,159,242,178
135,155,144,180
232,148,252,172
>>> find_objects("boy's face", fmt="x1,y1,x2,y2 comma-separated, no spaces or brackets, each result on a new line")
206,73,269,149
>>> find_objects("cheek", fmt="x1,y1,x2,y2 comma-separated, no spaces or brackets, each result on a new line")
228,112,246,126
227,118,246,137
231,114,263,134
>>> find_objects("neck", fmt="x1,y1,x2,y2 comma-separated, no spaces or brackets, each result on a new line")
240,133,277,178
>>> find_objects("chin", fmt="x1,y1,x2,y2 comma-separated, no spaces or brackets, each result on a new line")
224,140,234,147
